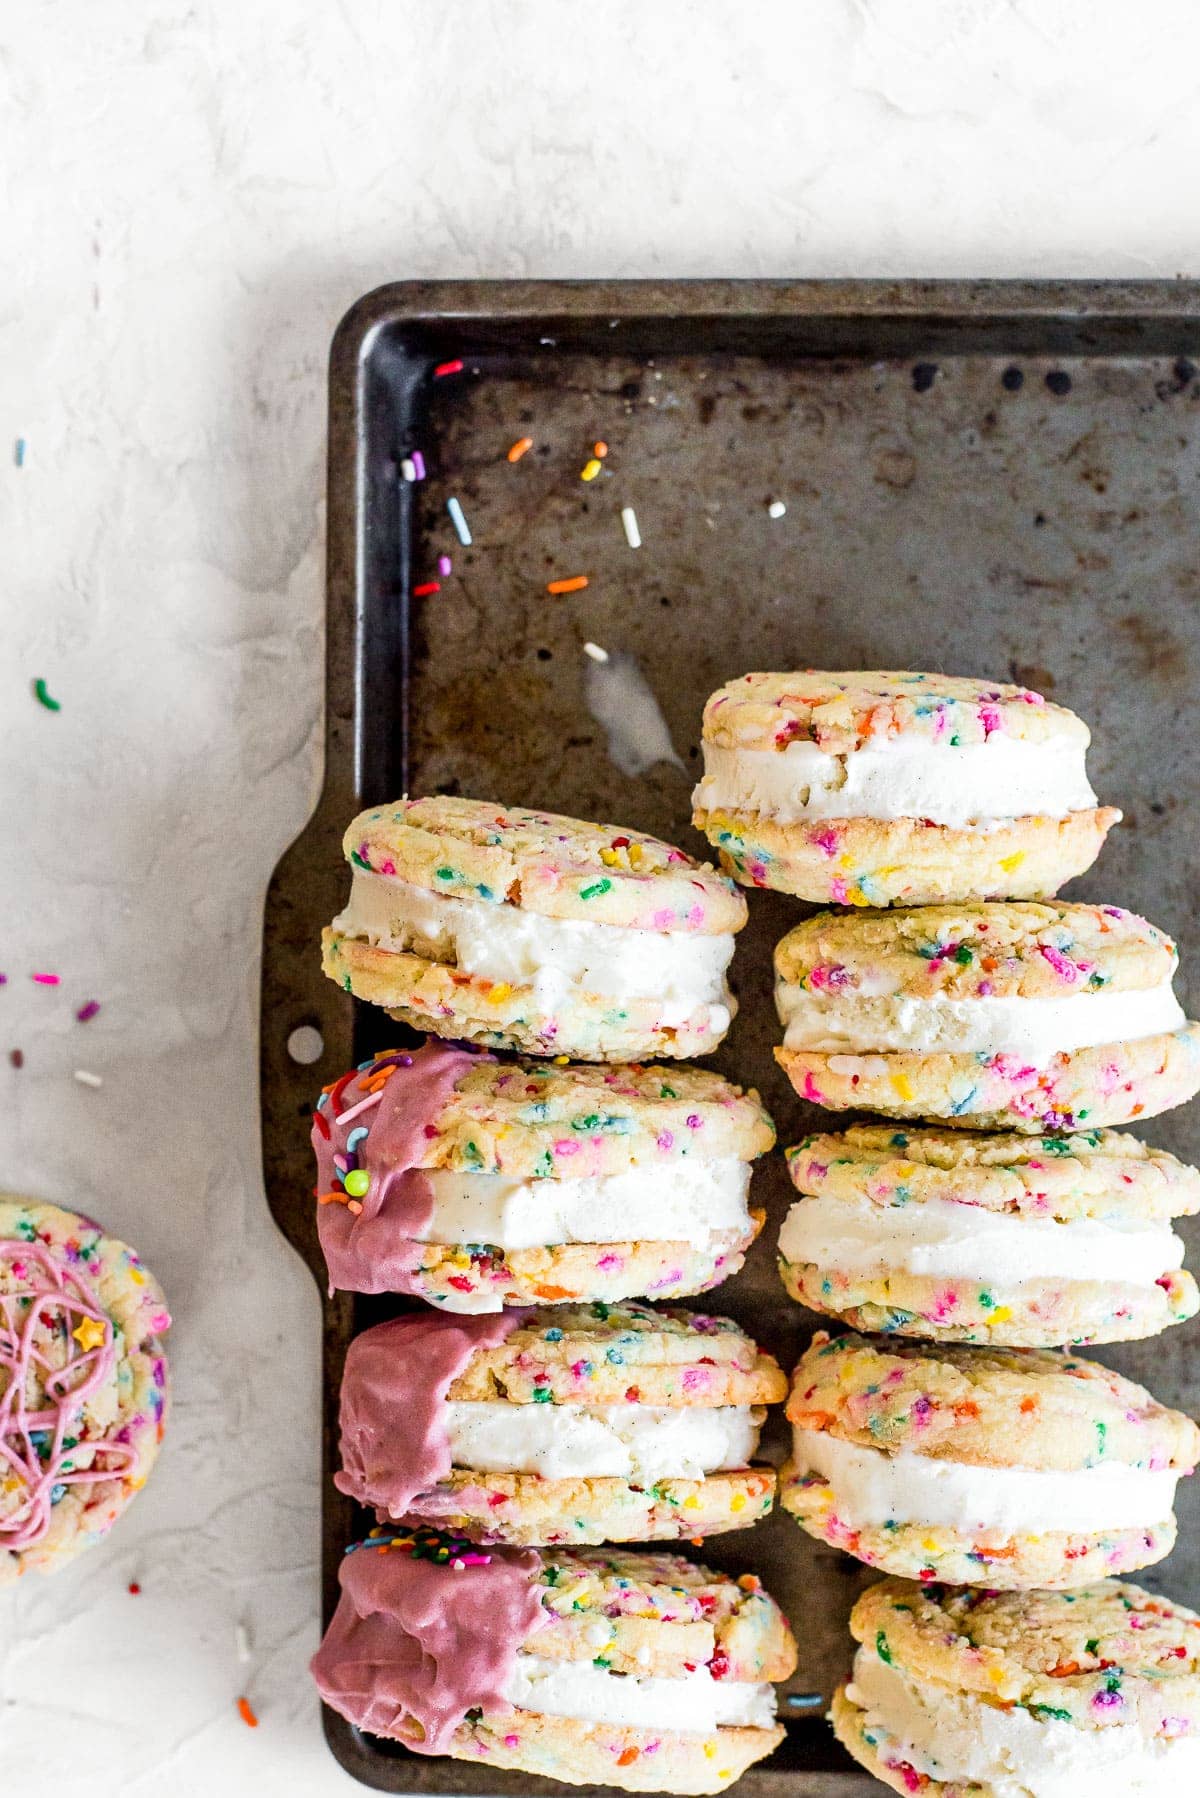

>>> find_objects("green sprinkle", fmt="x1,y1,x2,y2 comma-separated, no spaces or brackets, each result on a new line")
435,866,456,881
1029,1703,1073,1722
579,878,612,900
1086,1638,1100,1655
592,1656,611,1669
532,1386,553,1403
33,678,61,711
349,849,371,869
875,1631,892,1665
954,944,974,964
1096,1419,1108,1455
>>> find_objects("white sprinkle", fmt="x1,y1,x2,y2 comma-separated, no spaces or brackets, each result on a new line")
620,506,642,549
400,458,416,482
74,1069,103,1088
447,496,472,545
767,499,787,519
236,1621,252,1665
583,642,610,663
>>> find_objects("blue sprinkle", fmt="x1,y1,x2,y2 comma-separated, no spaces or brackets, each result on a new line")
447,496,472,545
14,437,26,468
346,1127,369,1153
50,1483,67,1504
543,1327,564,1342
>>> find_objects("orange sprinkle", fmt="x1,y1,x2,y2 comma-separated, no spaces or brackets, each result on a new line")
547,576,589,595
593,440,608,457
347,1199,363,1216
316,1191,349,1206
237,1696,259,1728
507,437,533,463
617,1748,640,1767
690,1536,705,1547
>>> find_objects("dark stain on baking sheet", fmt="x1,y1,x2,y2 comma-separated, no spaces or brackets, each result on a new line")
261,281,1200,1795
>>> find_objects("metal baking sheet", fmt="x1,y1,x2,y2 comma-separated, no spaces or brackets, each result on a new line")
261,279,1200,1793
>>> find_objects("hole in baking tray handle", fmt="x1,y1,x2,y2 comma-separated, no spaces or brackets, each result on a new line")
287,1023,326,1066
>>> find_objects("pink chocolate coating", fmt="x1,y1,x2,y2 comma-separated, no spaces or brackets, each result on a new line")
336,1311,521,1517
310,1536,545,1749
314,1041,480,1294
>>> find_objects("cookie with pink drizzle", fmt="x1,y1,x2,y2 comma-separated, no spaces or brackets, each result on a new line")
781,1331,1200,1590
693,669,1120,906
321,794,747,1061
311,1527,795,1792
313,1041,772,1307
775,901,1200,1132
0,1194,170,1581
336,1302,784,1545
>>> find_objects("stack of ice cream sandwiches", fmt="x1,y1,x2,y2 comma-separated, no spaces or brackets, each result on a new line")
310,796,798,1792
691,669,1200,1796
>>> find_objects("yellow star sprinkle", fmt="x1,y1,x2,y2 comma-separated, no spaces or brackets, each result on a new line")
73,1317,107,1352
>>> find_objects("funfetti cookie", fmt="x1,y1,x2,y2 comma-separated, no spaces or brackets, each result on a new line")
781,1332,1200,1590
336,1304,786,1546
311,1527,796,1793
779,1124,1200,1347
0,1195,170,1582
321,795,747,1061
313,1041,773,1309
834,1575,1200,1798
692,670,1120,906
775,901,1200,1133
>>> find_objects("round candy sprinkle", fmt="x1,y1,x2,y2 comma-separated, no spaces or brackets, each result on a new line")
343,1169,370,1199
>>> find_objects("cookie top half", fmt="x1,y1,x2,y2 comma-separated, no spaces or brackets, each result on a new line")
344,795,747,934
445,1302,787,1407
775,901,1177,1001
315,1044,775,1180
853,1575,1200,1729
701,671,1087,754
788,1331,1200,1473
786,1124,1200,1223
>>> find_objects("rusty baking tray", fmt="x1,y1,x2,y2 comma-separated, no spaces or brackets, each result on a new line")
261,280,1200,1793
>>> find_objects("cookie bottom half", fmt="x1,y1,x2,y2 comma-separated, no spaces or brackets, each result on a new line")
399,1466,777,1546
778,1256,1199,1348
323,929,732,1062
695,806,1118,908
776,1025,1200,1133
830,1683,982,1798
779,1465,1176,1589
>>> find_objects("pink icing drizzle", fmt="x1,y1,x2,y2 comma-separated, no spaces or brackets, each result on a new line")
314,1041,482,1294
336,1310,521,1517
1,1241,136,1549
310,1536,545,1750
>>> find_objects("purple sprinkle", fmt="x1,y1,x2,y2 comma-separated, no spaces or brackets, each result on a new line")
76,1000,101,1023
412,450,427,480
438,554,452,577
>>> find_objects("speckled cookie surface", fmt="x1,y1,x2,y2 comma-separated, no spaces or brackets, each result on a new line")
777,1024,1200,1133
778,1257,1199,1348
448,1303,787,1407
404,1466,778,1546
697,807,1117,907
786,1124,1200,1222
786,1331,1200,1472
780,1463,1177,1588
345,795,747,933
384,1220,764,1311
775,901,1177,1000
699,671,1086,753
323,928,737,1061
0,1196,170,1583
850,1576,1200,1726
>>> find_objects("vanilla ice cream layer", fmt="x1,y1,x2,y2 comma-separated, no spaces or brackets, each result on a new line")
335,870,735,1027
791,1428,1179,1534
446,1400,763,1483
848,1648,1200,1798
778,1192,1185,1290
777,981,1185,1061
693,735,1098,829
505,1654,777,1733
417,1159,752,1253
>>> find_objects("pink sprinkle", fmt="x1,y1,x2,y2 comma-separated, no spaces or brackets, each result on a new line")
979,705,1002,736
830,876,848,904
1039,944,1080,983
657,1131,674,1151
802,1073,825,1104
379,859,396,875
504,1734,520,1749
685,1114,702,1129
411,450,427,480
31,973,59,985
76,1000,101,1022
553,1139,580,1156
438,555,452,577
651,908,674,930
335,1090,384,1127
811,827,840,857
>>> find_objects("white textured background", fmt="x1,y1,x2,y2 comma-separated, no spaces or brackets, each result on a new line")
3,3,1200,1792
